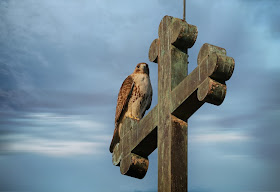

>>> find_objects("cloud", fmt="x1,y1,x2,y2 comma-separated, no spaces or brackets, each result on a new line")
0,0,161,115
6,137,105,157
190,132,250,143
0,112,111,157
240,0,280,36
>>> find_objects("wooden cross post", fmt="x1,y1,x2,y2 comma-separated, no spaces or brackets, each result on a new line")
112,15,235,191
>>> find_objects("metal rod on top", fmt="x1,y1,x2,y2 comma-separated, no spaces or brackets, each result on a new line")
183,0,186,20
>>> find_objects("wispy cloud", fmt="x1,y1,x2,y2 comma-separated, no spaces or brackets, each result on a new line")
5,136,105,157
191,132,251,143
0,112,110,157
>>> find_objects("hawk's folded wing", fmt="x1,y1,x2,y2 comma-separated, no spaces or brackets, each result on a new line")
110,75,134,153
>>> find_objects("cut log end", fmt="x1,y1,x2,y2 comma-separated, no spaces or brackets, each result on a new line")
170,18,198,51
197,77,227,106
112,143,121,166
149,39,159,63
197,43,226,66
120,153,149,179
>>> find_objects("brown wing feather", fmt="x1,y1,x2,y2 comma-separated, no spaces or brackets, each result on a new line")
115,75,134,124
146,90,152,111
110,75,134,153
141,90,153,118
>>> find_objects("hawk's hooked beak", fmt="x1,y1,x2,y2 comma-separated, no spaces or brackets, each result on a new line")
141,63,149,75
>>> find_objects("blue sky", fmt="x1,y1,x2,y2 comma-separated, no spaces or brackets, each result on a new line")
0,0,279,191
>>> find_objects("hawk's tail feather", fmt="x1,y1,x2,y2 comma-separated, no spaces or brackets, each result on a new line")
109,126,120,153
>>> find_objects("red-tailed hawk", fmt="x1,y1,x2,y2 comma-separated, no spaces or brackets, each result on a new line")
109,63,153,153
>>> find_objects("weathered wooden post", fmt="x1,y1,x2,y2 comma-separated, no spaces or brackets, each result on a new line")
111,15,235,192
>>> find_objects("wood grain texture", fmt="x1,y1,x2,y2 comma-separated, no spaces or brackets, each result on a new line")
157,15,190,192
158,15,173,192
149,38,159,63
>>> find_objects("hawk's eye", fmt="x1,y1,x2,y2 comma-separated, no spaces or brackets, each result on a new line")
137,65,140,68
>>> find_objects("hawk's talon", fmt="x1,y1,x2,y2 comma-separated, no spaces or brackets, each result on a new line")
128,115,140,121
134,117,140,121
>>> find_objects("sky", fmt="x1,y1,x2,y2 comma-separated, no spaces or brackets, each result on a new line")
0,0,279,192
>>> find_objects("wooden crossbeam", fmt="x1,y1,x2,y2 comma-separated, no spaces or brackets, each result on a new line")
171,43,235,121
